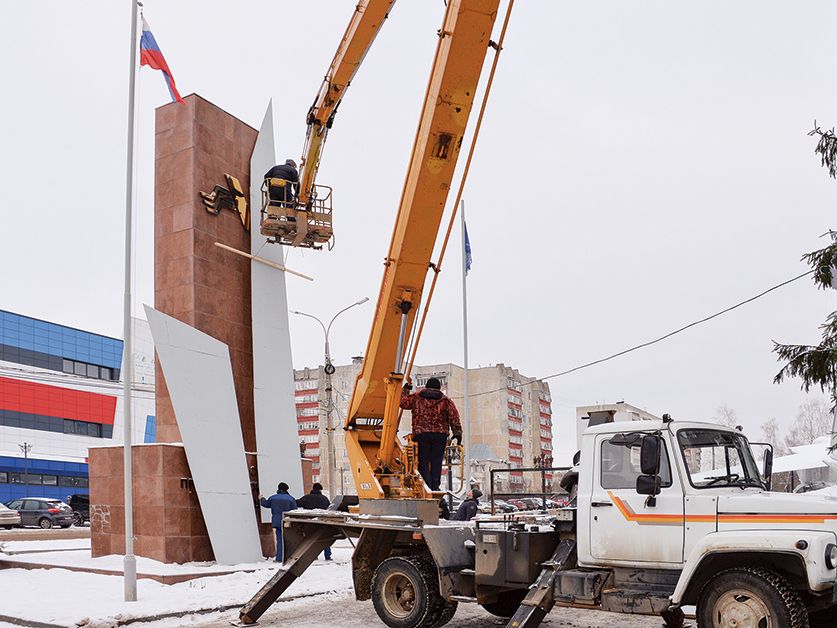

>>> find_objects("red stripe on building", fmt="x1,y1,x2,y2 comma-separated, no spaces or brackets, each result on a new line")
0,376,116,425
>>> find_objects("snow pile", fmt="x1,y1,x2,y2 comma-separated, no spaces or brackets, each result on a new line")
0,542,353,626
0,537,91,554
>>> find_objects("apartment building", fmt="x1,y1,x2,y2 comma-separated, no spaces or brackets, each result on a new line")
293,360,554,495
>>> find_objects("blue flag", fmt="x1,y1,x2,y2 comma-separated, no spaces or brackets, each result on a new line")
464,222,472,275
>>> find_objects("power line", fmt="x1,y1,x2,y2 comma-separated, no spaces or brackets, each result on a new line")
466,269,815,399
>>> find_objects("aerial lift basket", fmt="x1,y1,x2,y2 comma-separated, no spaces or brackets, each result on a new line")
259,178,334,250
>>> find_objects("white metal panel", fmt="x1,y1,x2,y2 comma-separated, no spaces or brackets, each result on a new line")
144,305,263,564
250,101,304,521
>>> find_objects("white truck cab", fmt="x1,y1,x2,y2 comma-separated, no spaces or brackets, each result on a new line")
576,419,837,626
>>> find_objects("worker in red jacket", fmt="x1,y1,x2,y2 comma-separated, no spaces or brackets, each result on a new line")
400,377,462,491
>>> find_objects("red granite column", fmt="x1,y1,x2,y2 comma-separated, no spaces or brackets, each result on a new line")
154,94,257,449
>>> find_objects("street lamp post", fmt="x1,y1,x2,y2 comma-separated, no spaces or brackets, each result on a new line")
19,442,32,497
292,297,369,497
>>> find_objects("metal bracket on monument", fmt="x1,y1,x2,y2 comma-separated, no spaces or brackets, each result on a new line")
199,173,250,231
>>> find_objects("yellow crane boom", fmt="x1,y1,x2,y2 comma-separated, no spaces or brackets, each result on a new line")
297,0,397,209
345,0,501,500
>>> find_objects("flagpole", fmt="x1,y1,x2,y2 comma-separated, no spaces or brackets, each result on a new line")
122,0,141,603
460,200,471,488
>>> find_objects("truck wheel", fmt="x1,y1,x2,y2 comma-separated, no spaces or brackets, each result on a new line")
696,567,809,628
433,600,458,627
481,590,527,618
372,555,444,628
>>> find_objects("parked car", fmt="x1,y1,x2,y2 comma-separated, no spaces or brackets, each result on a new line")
67,494,90,526
518,497,547,510
4,498,74,529
0,503,21,529
492,499,518,513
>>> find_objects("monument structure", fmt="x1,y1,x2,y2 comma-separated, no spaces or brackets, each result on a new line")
90,95,306,563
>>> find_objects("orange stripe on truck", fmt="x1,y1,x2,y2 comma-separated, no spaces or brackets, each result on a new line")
607,492,837,526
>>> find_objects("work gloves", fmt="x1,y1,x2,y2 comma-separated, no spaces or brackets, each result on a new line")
403,382,413,393
450,432,463,447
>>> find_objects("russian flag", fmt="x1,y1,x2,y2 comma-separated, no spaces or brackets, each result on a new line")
140,17,185,104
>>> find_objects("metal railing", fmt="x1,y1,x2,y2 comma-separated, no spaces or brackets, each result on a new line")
489,465,570,514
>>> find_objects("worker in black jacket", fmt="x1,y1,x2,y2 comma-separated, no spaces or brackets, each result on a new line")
296,483,333,560
264,159,299,207
454,489,483,521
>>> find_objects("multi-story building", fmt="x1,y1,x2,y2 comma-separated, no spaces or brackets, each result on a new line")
293,360,554,495
0,309,154,503
575,402,660,450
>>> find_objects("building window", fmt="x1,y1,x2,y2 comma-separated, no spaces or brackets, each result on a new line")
8,473,22,484
62,359,74,374
0,472,6,483
59,476,88,488
416,375,447,388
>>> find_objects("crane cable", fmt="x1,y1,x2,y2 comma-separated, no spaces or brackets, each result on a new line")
404,0,516,382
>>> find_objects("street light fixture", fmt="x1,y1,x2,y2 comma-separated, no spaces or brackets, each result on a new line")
19,442,32,497
291,297,369,496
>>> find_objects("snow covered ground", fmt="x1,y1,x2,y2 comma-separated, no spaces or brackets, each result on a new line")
0,540,354,627
0,536,673,628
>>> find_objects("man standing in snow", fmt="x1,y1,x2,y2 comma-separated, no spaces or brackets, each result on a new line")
400,377,462,491
259,482,296,562
454,489,483,521
295,482,333,561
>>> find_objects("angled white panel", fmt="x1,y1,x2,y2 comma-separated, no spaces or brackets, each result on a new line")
144,305,263,564
250,101,304,522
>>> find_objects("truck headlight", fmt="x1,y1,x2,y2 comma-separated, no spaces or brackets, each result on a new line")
826,544,837,570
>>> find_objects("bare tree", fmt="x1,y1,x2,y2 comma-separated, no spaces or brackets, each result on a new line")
784,398,833,448
712,404,739,429
759,418,788,456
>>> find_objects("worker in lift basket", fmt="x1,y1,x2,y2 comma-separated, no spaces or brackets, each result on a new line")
259,482,297,562
400,377,463,491
264,159,299,209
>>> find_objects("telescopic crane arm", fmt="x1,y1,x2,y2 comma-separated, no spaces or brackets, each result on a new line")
344,0,501,500
296,0,397,209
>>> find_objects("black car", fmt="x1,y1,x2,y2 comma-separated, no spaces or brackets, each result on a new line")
4,498,74,529
67,494,90,526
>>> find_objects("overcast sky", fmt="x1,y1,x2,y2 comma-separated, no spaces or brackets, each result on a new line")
2,1,836,464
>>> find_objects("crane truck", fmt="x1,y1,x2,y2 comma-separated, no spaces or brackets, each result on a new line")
241,416,837,628
242,2,837,627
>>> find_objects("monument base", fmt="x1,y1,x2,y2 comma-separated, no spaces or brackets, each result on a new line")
89,444,276,563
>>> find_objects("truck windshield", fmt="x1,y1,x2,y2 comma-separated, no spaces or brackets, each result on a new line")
677,429,764,489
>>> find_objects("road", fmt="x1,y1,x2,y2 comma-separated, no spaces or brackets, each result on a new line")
190,591,669,628
0,525,89,542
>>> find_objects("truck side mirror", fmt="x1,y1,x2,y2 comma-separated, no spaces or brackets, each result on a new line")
636,474,661,496
763,448,773,491
637,434,663,505
640,434,661,476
